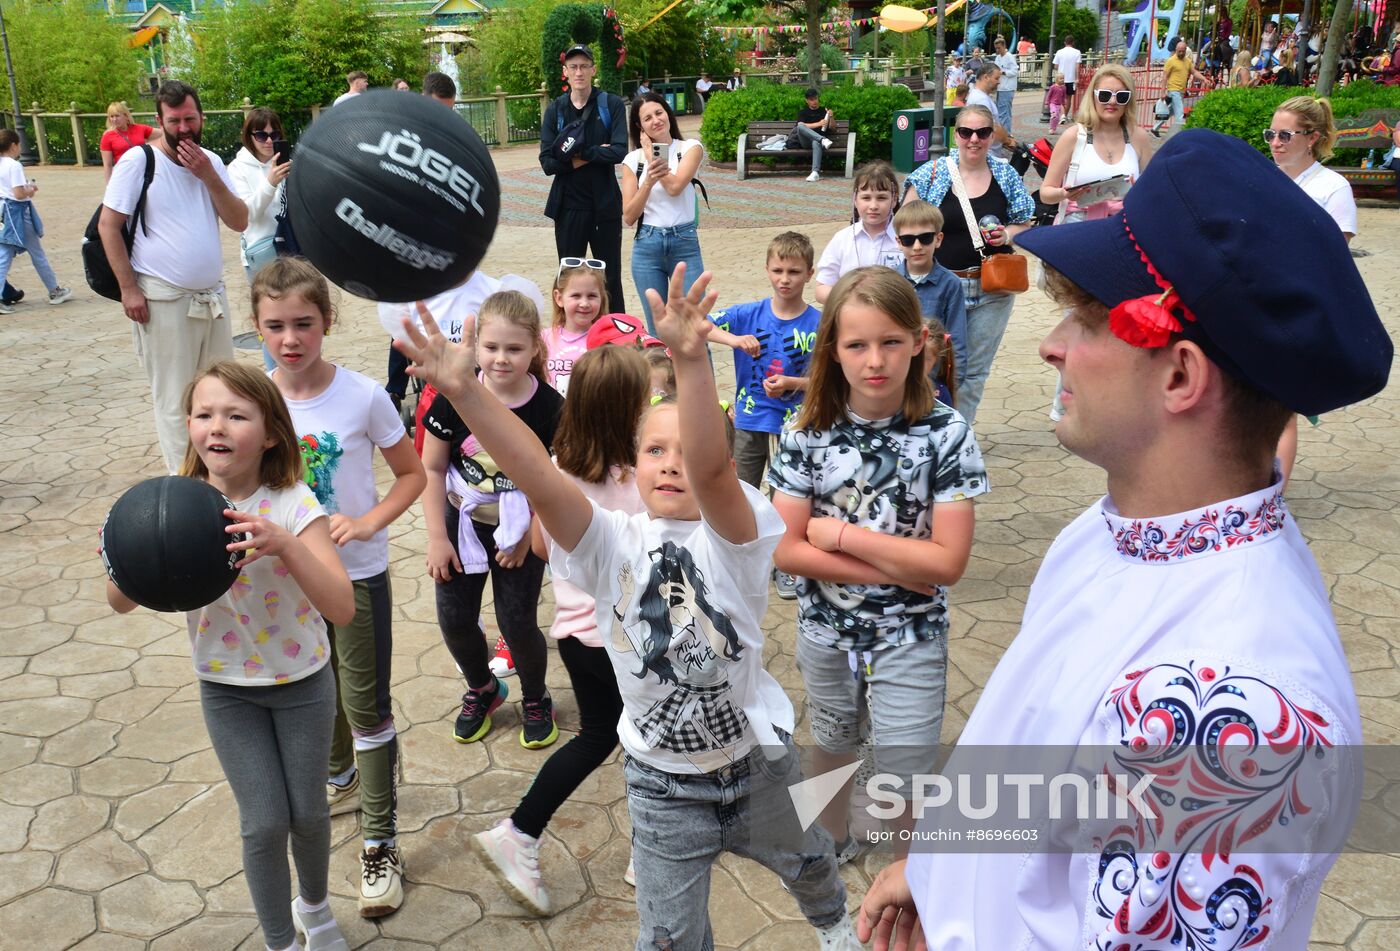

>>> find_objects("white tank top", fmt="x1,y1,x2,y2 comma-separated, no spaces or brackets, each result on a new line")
1062,124,1140,221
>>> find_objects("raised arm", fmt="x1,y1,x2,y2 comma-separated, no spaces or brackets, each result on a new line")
395,304,592,551
647,264,756,545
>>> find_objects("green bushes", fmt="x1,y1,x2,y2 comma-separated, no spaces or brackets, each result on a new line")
700,81,918,164
1186,81,1400,166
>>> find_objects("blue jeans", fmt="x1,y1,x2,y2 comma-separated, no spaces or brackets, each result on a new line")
1156,90,1184,129
956,276,1016,425
625,738,848,950
631,221,703,333
996,89,1015,133
0,215,58,294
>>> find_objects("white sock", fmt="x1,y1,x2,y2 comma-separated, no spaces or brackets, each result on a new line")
295,895,330,915
328,765,356,787
268,943,304,951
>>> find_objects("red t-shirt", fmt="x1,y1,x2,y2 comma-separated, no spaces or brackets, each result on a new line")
100,124,155,163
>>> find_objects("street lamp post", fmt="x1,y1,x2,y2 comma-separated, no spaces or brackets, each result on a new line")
0,2,36,166
1041,0,1058,120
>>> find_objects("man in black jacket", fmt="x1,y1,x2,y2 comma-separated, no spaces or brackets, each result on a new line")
540,44,628,311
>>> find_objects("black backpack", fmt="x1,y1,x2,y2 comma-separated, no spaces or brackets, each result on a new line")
81,144,155,301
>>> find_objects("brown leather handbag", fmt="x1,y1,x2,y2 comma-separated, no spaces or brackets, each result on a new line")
945,156,1030,294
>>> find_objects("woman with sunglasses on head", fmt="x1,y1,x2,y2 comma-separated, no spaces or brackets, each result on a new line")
100,102,161,184
622,93,705,334
1040,65,1154,225
902,104,1034,425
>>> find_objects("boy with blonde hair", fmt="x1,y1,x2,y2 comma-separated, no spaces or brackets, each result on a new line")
893,200,966,392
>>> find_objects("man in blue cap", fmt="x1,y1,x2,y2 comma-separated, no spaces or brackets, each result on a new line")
857,129,1391,950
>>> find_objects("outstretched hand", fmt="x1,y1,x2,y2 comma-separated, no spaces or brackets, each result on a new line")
394,302,478,402
647,263,719,361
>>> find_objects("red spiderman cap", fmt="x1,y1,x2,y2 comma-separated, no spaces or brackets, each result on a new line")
585,313,668,352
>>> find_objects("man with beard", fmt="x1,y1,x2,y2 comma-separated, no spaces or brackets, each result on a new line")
99,80,248,472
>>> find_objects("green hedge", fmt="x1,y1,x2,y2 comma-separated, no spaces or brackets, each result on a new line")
1185,81,1400,166
700,81,918,164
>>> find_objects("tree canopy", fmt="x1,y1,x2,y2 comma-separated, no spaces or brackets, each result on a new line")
4,0,145,112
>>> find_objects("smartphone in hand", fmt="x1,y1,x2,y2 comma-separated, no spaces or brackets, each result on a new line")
650,142,664,161
273,139,292,166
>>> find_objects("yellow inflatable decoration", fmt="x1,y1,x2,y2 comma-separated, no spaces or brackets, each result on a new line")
880,5,929,32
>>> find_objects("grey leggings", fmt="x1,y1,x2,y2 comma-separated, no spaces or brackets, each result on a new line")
200,664,337,949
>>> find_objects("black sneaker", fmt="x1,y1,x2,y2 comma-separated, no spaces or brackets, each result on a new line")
454,677,508,743
1,286,22,305
519,695,559,749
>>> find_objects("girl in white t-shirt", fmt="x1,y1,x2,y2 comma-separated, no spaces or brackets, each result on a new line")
395,264,864,948
544,259,608,395
256,257,426,918
0,129,71,313
622,93,705,332
105,361,355,951
472,344,650,914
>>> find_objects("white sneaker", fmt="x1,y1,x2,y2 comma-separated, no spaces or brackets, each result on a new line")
358,843,404,918
291,897,350,951
833,834,859,867
0,302,12,315
472,819,550,916
327,771,360,817
806,170,821,182
773,568,799,601
624,852,636,887
47,286,72,305
820,137,833,149
815,911,864,950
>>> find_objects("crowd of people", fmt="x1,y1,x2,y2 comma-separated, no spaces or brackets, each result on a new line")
87,37,1390,951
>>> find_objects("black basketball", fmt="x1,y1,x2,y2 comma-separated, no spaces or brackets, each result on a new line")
288,89,501,302
100,477,245,613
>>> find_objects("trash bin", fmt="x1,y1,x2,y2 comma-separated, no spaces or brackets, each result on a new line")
892,107,939,173
653,82,689,116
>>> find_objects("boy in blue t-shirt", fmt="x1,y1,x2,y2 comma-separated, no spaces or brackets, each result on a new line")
893,199,967,394
707,231,821,490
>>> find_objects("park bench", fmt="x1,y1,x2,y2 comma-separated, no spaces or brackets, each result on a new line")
1333,108,1399,205
893,75,940,102
735,120,856,180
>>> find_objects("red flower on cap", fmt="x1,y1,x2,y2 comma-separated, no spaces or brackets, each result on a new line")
1108,223,1197,349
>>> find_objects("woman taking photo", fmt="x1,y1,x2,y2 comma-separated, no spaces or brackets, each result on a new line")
1039,64,1154,224
230,107,292,369
902,103,1034,425
229,107,292,283
99,102,160,184
621,92,704,332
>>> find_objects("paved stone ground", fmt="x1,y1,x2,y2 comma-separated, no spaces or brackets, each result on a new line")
0,110,1397,949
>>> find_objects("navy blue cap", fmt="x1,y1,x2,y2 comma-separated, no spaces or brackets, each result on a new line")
1016,128,1391,417
562,44,594,62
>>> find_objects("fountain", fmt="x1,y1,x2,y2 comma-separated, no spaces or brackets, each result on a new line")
437,43,461,100
165,13,196,78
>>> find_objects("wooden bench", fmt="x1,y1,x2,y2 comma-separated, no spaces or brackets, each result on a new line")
893,75,940,102
736,120,856,180
1337,167,1398,204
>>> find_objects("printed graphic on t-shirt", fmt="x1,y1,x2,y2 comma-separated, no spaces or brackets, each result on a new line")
769,406,989,650
299,432,343,512
711,301,821,433
610,540,748,765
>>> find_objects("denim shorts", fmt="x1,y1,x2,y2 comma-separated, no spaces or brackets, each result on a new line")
795,634,946,787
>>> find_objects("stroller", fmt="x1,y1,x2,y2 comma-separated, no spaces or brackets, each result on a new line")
1009,138,1060,227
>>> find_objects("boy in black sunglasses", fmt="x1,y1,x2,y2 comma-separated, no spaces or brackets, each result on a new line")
893,200,967,394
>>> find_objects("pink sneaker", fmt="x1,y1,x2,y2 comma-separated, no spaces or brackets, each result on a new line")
471,819,549,916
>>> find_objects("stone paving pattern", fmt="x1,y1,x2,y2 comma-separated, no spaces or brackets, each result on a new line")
1,108,1397,949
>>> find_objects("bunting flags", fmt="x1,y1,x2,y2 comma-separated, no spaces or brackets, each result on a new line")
713,7,945,35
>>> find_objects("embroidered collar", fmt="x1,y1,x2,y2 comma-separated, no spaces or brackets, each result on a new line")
1101,478,1288,564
